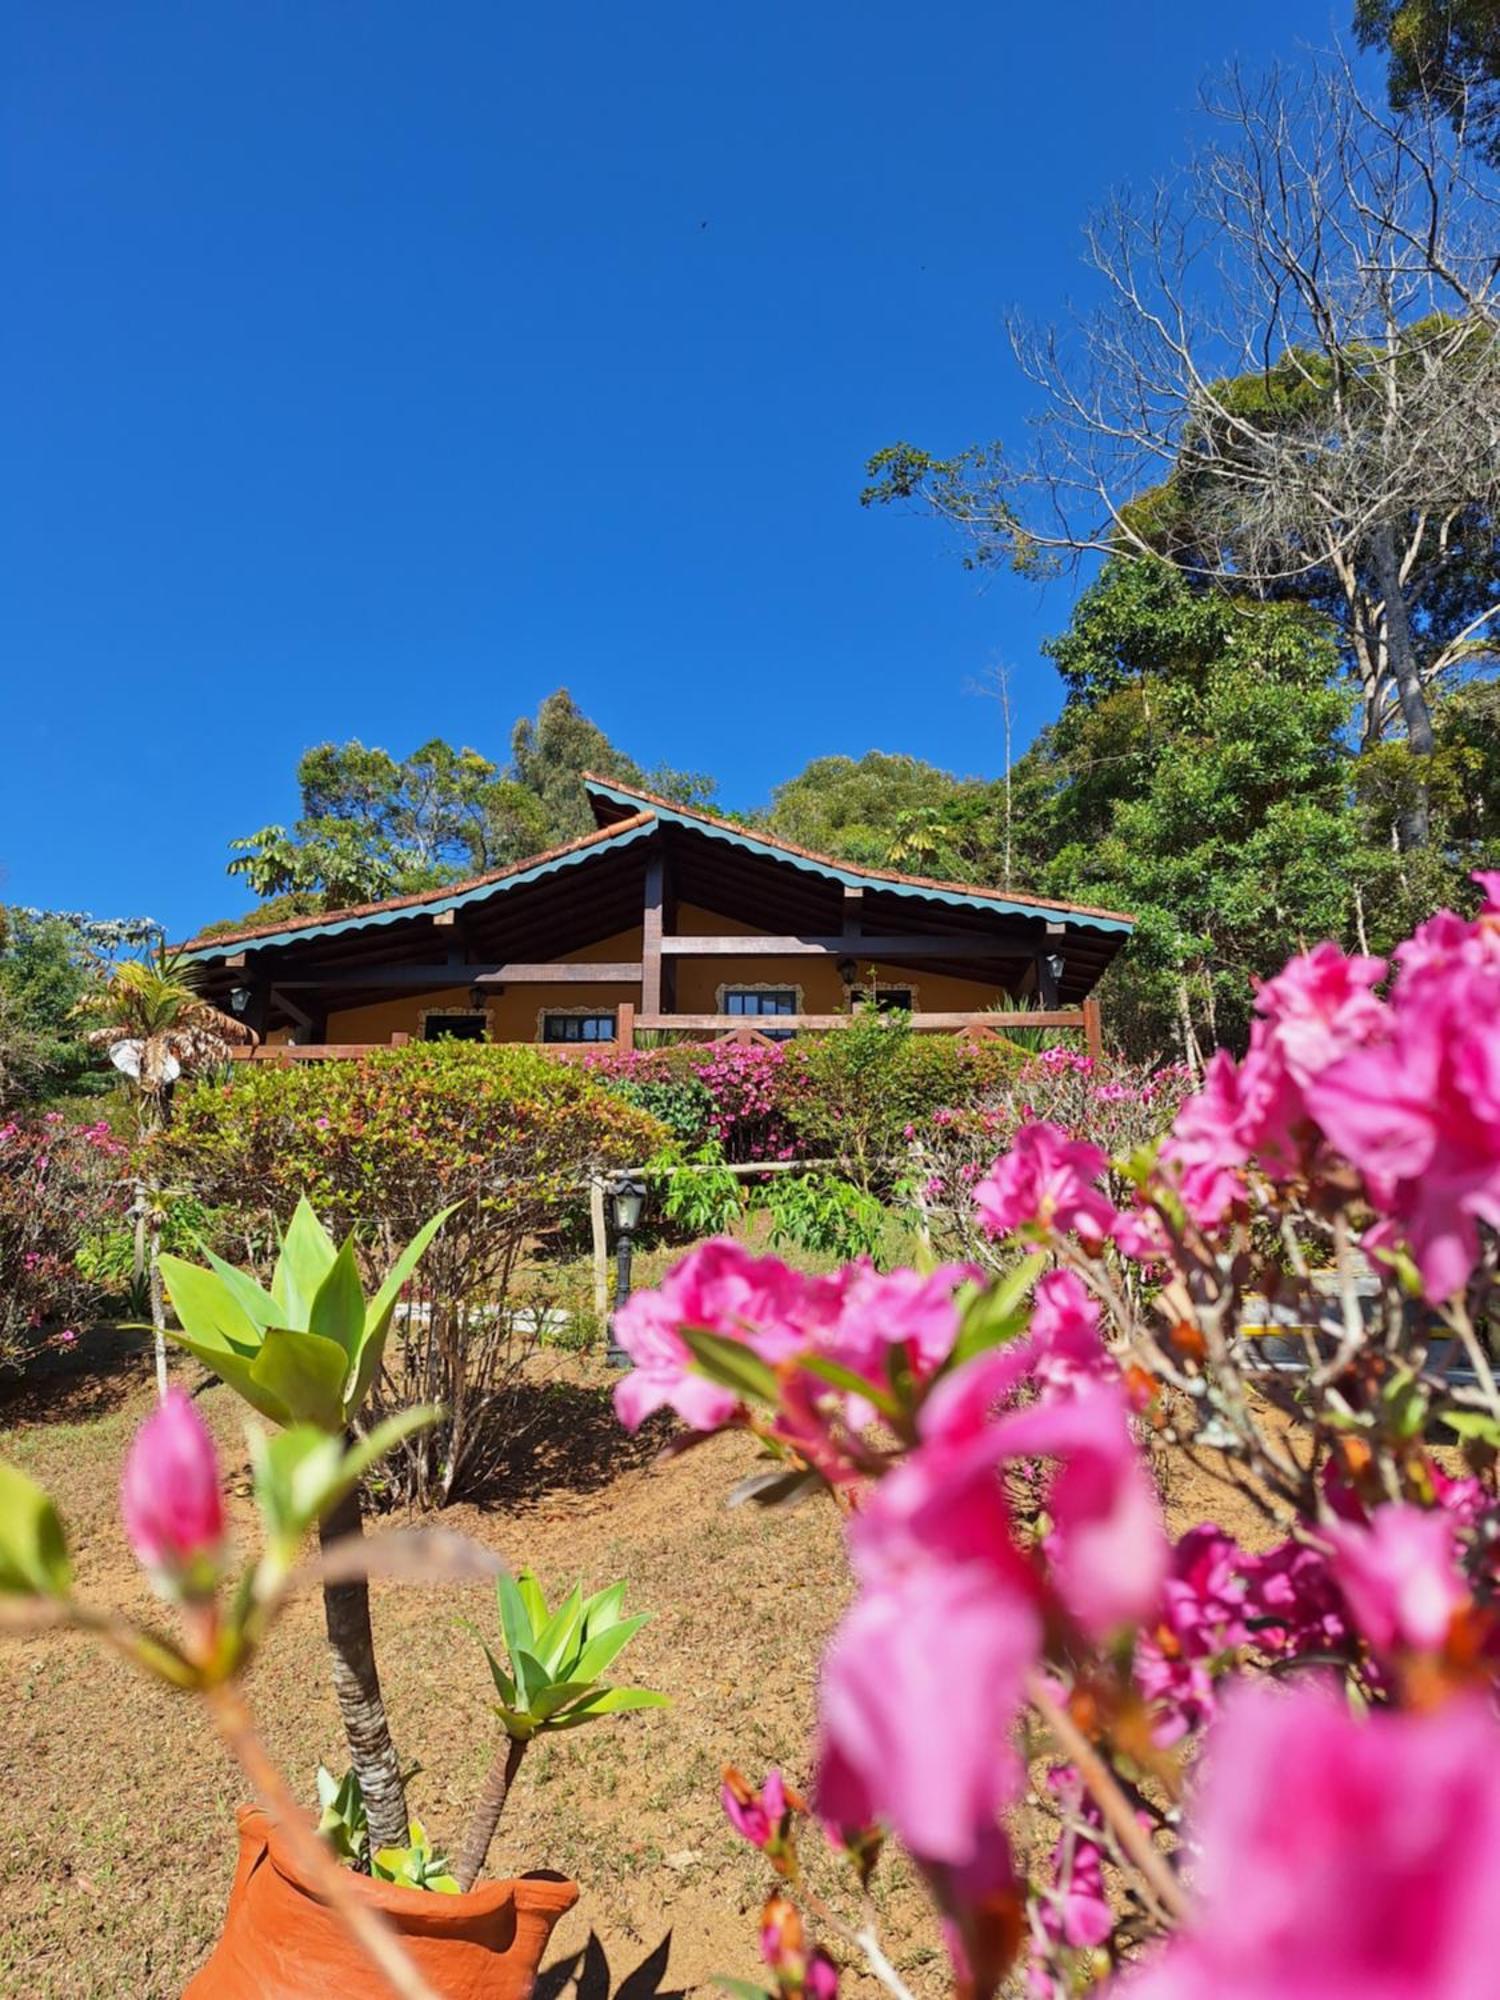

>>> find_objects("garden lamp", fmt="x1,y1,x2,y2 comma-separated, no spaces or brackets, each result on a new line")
606,1176,647,1368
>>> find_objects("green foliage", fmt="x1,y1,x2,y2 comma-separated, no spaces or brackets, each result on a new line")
763,751,977,867
1016,560,1386,1055
1356,0,1500,159
152,1043,663,1244
613,1070,715,1144
473,1569,665,1742
220,692,702,923
765,1173,886,1263
247,1411,439,1555
779,1013,1020,1190
0,908,149,1107
153,1047,664,1505
156,1195,452,1431
76,1194,226,1299
0,1458,72,1598
654,1140,745,1236
315,1766,460,1893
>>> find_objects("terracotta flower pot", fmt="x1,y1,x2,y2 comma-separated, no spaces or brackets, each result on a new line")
185,1806,579,2000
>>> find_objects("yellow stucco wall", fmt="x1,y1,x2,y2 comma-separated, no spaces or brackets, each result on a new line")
315,903,1013,1044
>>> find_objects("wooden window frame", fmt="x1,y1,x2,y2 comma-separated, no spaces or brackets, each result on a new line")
538,1006,619,1045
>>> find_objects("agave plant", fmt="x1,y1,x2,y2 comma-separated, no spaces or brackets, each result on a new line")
453,1569,665,1890
158,1197,453,1850
316,1764,461,1893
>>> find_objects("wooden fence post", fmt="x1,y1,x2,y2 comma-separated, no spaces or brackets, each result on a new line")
589,1176,611,1334
617,1002,635,1053
1082,996,1103,1062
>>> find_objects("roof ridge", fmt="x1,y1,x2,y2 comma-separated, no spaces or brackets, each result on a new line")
177,810,657,951
579,773,1136,926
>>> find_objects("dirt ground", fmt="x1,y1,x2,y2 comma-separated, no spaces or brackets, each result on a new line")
0,1329,1276,2000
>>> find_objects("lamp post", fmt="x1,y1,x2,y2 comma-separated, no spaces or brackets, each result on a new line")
605,1175,646,1368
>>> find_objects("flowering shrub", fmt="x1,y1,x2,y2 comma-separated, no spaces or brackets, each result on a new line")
609,874,1500,1998
589,1042,795,1161
151,1045,665,1504
0,1113,127,1371
591,1023,1029,1182
908,1049,1192,1269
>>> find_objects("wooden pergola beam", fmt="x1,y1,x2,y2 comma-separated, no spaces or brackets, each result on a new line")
657,935,1027,959
266,962,641,989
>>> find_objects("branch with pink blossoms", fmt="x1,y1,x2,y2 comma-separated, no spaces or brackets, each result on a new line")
609,874,1500,1997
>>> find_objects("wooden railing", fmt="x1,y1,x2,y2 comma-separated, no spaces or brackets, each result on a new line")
230,1000,1103,1062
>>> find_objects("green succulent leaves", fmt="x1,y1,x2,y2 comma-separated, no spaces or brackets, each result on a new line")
158,1197,453,1431
474,1569,665,1742
248,1409,439,1561
315,1764,460,1893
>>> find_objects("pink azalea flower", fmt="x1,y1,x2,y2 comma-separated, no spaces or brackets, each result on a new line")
1028,1270,1109,1395
1124,1687,1500,2000
119,1388,225,1593
722,1767,791,1851
974,1123,1116,1247
1252,941,1387,1086
1239,1539,1350,1661
1032,1768,1114,1962
1163,1032,1302,1184
1305,958,1500,1302
1325,1503,1467,1656
822,1261,975,1396
815,1561,1038,1868
1135,1525,1253,1745
611,1239,841,1433
998,1386,1168,1639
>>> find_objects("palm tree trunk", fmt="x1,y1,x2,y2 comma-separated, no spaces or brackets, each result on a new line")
318,1484,409,1852
454,1737,527,1893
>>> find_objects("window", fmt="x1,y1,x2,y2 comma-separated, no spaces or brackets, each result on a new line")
724,987,798,1041
423,1013,488,1042
854,988,914,1014
541,1012,617,1044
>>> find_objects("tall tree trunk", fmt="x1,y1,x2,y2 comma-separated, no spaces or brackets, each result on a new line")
1369,523,1434,849
318,1483,410,1852
454,1737,527,1893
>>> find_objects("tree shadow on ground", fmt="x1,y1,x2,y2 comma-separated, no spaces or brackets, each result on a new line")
0,1322,150,1430
458,1379,675,1513
537,1928,685,2000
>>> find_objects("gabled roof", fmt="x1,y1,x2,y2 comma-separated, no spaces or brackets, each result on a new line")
179,775,1134,962
581,775,1134,934
180,812,658,956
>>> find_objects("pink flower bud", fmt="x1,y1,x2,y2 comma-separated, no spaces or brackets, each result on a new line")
120,1388,225,1593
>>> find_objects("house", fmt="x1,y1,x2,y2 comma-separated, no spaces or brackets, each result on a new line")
181,775,1134,1056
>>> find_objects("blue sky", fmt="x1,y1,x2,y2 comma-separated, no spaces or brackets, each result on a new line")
3,1,1355,938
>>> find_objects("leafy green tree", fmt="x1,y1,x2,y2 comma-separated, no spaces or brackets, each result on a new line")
222,691,712,921
0,908,161,1107
1356,0,1500,159
1016,562,1373,1060
509,689,646,840
765,752,975,866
